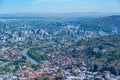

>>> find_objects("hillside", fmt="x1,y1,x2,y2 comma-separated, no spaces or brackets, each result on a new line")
81,15,120,34
69,35,120,75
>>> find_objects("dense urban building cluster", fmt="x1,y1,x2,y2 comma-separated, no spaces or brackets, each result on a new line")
0,16,120,80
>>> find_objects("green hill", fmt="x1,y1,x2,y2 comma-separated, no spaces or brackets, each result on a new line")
69,35,120,75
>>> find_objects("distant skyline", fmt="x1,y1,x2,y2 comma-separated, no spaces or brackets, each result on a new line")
0,0,120,14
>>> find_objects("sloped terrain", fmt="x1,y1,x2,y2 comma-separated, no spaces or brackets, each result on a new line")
69,35,120,75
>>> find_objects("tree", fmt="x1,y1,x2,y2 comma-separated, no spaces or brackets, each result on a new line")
43,76,51,80
54,76,63,80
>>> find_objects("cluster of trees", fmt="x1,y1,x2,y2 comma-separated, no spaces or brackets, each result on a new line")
0,65,17,73
31,64,41,70
28,47,49,62
35,75,63,80
35,76,50,80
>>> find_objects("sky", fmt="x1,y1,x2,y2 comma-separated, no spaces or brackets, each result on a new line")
0,0,120,14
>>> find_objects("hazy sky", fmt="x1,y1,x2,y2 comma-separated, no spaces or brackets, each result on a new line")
0,0,120,14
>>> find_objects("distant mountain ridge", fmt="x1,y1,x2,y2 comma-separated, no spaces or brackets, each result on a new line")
0,12,120,18
81,15,120,29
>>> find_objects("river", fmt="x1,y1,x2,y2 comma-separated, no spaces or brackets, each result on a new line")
21,49,39,65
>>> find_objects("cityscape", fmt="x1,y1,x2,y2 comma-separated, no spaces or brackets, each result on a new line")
0,0,120,80
0,16,119,79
